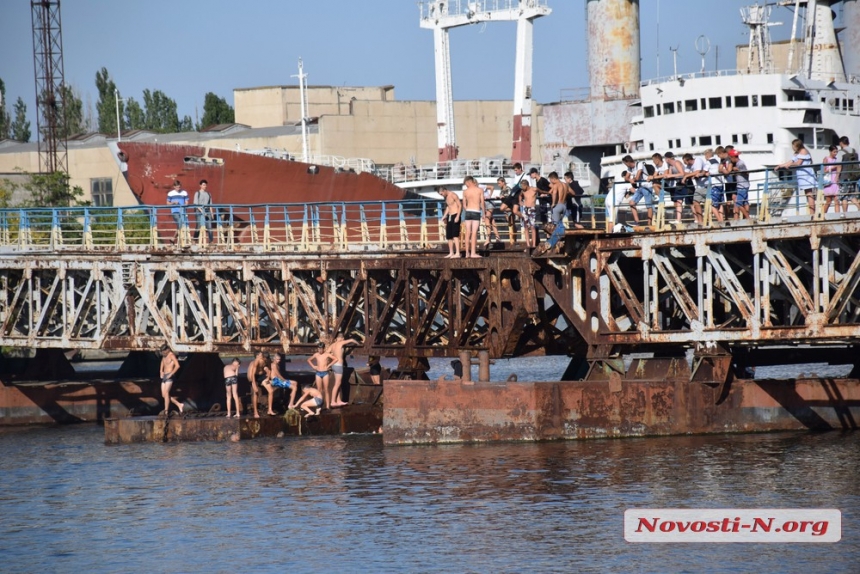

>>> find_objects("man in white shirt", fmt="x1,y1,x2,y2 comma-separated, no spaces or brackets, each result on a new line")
166,180,188,244
622,154,653,226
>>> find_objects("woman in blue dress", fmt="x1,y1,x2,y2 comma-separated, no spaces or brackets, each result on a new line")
776,139,817,214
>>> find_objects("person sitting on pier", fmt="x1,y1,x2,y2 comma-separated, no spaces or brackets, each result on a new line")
308,341,336,409
296,385,325,418
248,350,268,419
368,356,384,385
223,357,242,418
439,187,462,258
267,352,299,412
518,180,539,249
462,176,485,259
328,334,360,408
621,155,653,227
159,344,184,415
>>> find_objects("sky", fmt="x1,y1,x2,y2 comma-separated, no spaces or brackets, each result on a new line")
0,0,839,133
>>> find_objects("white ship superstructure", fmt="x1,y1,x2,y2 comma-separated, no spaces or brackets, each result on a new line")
600,0,860,196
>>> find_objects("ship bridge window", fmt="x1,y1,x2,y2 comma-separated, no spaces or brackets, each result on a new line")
699,136,713,146
742,134,749,144
752,95,759,106
734,96,749,107
762,94,777,107
685,99,698,111
663,102,675,114
787,90,812,102
726,96,732,108
708,97,722,109
676,138,681,148
715,135,722,145
644,106,654,118
802,109,822,124
732,134,739,144
668,140,673,149
767,133,774,143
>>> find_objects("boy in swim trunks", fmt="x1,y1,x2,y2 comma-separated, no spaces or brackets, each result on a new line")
368,356,383,385
223,357,241,418
296,385,325,418
518,180,538,248
159,344,184,415
247,350,267,418
267,352,299,411
328,334,360,408
439,187,461,259
462,176,485,259
307,341,336,409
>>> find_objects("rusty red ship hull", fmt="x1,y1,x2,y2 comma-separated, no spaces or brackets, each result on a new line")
117,142,410,206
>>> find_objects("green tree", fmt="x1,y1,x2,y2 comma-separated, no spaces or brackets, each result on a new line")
0,78,10,139
179,115,194,132
95,67,122,136
10,97,30,142
124,96,145,130
18,170,85,207
142,89,179,133
60,84,85,138
199,92,234,129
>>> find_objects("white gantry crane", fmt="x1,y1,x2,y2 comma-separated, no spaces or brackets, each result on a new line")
419,1,551,162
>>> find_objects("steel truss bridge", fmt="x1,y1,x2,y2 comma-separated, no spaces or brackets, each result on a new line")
1,204,859,379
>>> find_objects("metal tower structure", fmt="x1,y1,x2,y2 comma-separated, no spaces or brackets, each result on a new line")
31,0,68,175
419,1,551,162
741,3,781,74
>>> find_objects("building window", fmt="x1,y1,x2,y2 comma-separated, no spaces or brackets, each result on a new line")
663,102,675,114
761,94,777,106
708,97,722,109
644,106,654,118
91,178,113,207
685,99,698,112
767,133,774,143
734,95,749,107
699,136,713,146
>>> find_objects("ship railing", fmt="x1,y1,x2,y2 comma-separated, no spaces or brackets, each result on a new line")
601,160,860,231
241,149,378,174
640,69,741,87
377,159,591,187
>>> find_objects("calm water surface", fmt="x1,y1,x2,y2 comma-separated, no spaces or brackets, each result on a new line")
0,426,857,573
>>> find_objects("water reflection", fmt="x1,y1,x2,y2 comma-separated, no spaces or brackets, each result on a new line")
0,427,857,573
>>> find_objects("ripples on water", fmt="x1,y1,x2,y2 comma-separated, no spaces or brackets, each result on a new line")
0,425,857,573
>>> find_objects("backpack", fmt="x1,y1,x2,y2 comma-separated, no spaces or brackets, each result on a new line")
842,149,860,181
644,164,656,176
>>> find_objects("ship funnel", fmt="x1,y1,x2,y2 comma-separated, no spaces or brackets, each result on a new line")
842,0,860,80
805,0,845,81
586,0,641,101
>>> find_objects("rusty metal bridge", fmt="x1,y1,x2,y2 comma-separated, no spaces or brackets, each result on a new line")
1,200,859,379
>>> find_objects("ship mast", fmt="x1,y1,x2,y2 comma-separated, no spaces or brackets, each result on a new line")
741,3,781,74
419,1,551,163
292,58,309,163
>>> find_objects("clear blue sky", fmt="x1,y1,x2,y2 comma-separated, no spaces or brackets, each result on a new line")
0,0,832,133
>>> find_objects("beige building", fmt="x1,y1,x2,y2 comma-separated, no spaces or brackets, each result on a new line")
0,85,541,206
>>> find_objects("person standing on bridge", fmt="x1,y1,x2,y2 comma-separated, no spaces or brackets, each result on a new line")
223,357,241,418
167,180,189,245
308,342,336,409
192,179,213,244
247,350,268,419
440,187,462,258
159,344,184,416
462,176,485,259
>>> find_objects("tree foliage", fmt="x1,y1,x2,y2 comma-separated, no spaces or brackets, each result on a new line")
124,96,145,130
142,89,180,133
17,170,86,207
179,115,194,132
95,67,122,136
199,92,235,129
60,84,85,138
0,78,10,139
11,97,30,142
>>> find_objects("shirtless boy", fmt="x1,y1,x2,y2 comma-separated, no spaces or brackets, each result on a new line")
462,176,485,258
307,341,336,409
367,356,383,385
223,357,241,418
247,350,268,418
440,187,461,258
267,352,299,411
159,344,184,415
296,385,325,418
518,179,539,248
328,334,360,408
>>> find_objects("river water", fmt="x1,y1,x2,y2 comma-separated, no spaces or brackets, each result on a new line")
0,425,857,573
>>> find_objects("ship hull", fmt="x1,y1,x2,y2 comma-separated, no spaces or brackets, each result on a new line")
116,142,410,206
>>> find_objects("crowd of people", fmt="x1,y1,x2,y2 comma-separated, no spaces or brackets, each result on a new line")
158,334,382,419
439,163,586,257
613,136,859,227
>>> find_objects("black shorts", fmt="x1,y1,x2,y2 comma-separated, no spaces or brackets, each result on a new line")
464,210,481,221
445,216,461,240
369,363,382,376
